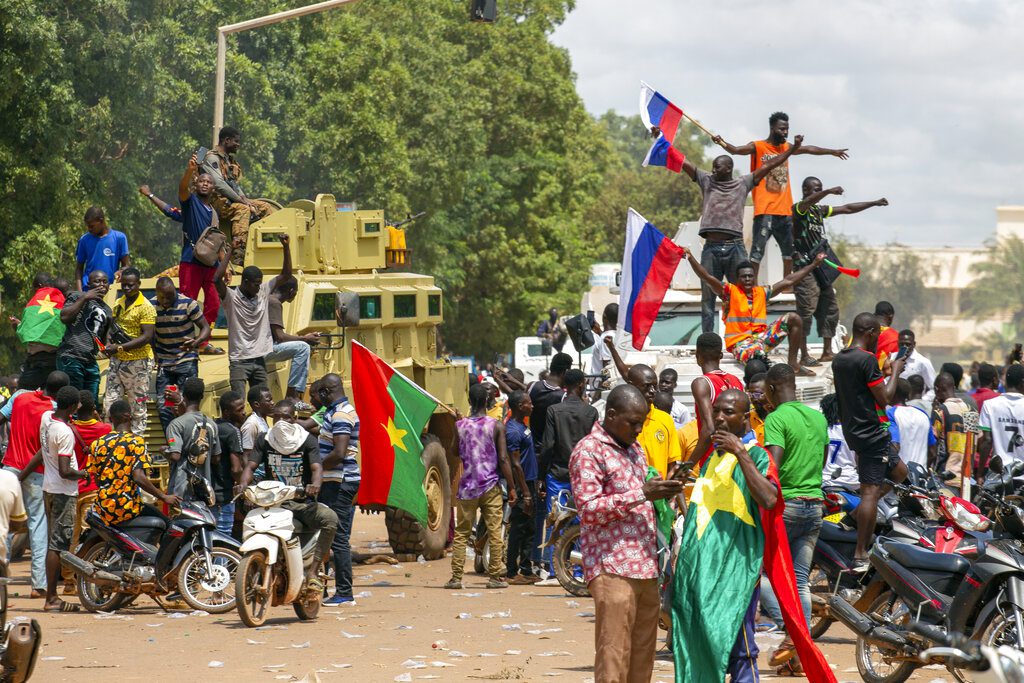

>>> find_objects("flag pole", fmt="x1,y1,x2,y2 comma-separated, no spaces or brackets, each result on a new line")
682,111,717,139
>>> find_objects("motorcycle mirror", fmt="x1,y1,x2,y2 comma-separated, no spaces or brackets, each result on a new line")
940,470,957,482
990,455,1005,474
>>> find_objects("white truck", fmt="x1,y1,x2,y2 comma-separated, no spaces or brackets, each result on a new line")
580,209,837,410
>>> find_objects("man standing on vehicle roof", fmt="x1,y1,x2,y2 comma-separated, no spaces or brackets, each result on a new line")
712,112,849,280
832,312,908,570
201,126,276,267
177,154,223,328
102,267,156,437
685,248,826,377
790,178,888,367
681,136,805,334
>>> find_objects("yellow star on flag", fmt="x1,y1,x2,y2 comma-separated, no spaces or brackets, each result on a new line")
689,450,756,539
36,294,58,316
382,417,408,452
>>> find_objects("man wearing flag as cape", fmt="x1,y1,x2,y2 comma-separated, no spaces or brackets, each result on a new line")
672,389,835,683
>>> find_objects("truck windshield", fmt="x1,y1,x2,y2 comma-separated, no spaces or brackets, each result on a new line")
648,310,704,347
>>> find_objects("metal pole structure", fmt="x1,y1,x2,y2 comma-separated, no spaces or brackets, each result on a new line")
212,0,360,146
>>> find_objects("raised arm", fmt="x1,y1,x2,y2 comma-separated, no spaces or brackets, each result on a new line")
680,156,698,181
751,135,802,186
771,252,827,294
213,246,232,299
603,336,631,379
869,357,907,408
199,152,244,203
832,198,888,216
794,186,843,214
179,155,198,203
279,234,292,283
684,249,724,298
794,144,849,160
711,135,755,156
60,289,100,324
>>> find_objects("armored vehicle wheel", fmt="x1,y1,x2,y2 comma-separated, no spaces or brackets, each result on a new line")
385,440,451,560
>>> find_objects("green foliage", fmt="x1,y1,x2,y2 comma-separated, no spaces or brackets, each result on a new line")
960,235,1024,337
832,237,932,331
0,0,707,369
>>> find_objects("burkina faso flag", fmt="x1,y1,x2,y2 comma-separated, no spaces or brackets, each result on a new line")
17,287,66,347
350,341,438,524
671,444,835,683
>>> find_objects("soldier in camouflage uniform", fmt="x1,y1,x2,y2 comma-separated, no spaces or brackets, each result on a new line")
201,126,276,266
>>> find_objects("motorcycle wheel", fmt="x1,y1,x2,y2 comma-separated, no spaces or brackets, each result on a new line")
293,588,321,621
808,563,835,639
980,608,1023,648
474,533,488,575
552,525,589,598
235,552,271,628
76,543,128,613
855,592,917,683
177,547,241,614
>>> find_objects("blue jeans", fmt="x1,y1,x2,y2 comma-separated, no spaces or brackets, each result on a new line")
759,499,823,630
750,214,794,264
56,356,101,403
155,360,199,431
728,586,761,683
5,468,46,590
265,341,311,393
319,480,359,598
699,239,748,332
211,502,235,538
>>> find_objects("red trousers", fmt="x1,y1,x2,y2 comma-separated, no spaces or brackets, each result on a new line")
178,261,220,326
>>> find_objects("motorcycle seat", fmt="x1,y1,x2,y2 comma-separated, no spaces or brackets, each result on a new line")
819,522,858,544
886,541,970,574
115,509,168,532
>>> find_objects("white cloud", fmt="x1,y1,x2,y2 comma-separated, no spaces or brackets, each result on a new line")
551,0,1024,245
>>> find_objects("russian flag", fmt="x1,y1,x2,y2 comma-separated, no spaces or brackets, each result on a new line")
642,133,685,172
617,209,686,350
639,81,683,143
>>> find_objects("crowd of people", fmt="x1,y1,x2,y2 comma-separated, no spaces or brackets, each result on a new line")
0,126,360,612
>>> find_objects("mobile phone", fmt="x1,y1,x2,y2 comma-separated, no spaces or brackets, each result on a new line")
672,461,695,481
195,146,208,163
894,345,911,361
586,310,596,328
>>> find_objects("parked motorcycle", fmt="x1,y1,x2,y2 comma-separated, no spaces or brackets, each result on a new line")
544,489,587,597
235,480,324,627
911,622,1024,683
0,563,40,682
61,470,240,614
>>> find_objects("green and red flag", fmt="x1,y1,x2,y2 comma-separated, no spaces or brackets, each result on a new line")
16,287,66,347
350,341,438,524
671,445,836,683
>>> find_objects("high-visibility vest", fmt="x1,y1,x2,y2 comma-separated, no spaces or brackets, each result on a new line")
723,284,768,349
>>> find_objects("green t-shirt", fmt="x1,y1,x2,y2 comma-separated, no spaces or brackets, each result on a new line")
763,401,828,500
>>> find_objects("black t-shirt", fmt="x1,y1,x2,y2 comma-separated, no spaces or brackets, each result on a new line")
791,203,832,268
528,380,565,449
248,432,321,487
58,292,112,361
832,347,889,452
215,419,242,504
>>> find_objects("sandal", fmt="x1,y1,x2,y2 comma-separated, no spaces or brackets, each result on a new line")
794,366,817,378
800,356,821,367
44,600,81,613
200,344,225,355
304,577,325,594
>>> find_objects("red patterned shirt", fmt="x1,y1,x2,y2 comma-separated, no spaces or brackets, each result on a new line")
569,422,658,583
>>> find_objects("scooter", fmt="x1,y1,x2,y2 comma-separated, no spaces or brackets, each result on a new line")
0,563,40,682
543,489,587,597
234,480,324,628
61,470,241,614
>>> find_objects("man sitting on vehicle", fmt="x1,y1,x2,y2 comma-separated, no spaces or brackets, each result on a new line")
684,249,827,376
236,400,338,593
89,400,180,526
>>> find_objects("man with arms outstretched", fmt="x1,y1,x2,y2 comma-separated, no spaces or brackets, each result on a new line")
790,178,888,365
684,247,827,376
712,112,849,279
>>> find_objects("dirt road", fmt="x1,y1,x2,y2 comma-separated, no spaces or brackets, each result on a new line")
17,513,954,682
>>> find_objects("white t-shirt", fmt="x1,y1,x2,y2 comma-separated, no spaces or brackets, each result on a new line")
241,413,270,451
590,330,614,378
979,392,1024,463
900,350,937,402
670,399,693,430
0,469,26,560
824,424,859,488
40,412,79,495
889,405,935,469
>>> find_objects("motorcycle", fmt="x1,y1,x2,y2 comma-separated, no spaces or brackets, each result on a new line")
234,480,324,627
543,488,587,597
61,470,241,614
910,622,1024,683
0,563,40,682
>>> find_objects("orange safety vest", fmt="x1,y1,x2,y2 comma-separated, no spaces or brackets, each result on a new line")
722,284,768,349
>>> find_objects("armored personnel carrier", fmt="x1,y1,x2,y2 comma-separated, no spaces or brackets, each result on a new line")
105,195,468,560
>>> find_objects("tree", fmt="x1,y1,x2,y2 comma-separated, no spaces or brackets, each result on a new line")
960,235,1024,339
832,237,933,331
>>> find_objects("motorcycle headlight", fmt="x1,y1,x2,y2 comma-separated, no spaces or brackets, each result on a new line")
941,496,991,532
245,480,295,508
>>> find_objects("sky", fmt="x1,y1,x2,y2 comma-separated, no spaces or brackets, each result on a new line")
550,0,1024,246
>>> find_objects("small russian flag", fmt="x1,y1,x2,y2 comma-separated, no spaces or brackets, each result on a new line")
617,209,686,350
639,81,683,143
642,134,685,172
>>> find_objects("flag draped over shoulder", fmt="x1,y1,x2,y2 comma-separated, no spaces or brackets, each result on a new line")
350,341,438,524
671,445,835,683
616,209,685,350
17,287,65,347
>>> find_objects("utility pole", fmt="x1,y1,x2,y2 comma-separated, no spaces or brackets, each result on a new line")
212,0,360,147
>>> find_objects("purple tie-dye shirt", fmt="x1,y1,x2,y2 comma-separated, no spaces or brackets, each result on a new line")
456,416,499,500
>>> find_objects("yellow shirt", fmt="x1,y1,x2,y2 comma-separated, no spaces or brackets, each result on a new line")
112,294,156,361
678,420,700,462
749,409,765,445
637,406,681,478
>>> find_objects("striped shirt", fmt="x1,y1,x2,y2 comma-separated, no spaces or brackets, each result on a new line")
151,294,204,369
319,398,360,483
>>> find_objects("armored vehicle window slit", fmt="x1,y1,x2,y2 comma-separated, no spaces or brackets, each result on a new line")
311,293,337,321
360,295,382,319
428,294,441,317
394,294,416,318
